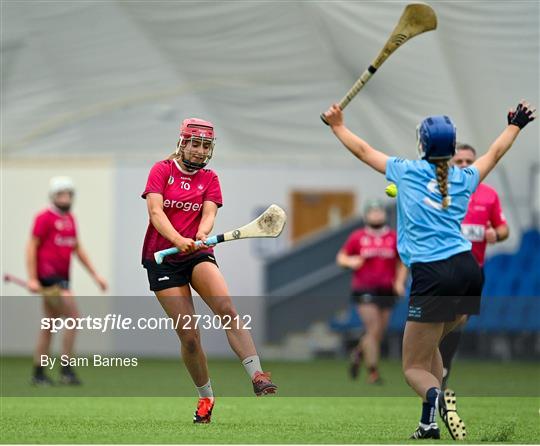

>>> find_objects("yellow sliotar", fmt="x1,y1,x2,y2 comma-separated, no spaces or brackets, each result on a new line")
385,183,398,198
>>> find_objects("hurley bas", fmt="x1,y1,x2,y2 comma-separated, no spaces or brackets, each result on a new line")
41,355,138,369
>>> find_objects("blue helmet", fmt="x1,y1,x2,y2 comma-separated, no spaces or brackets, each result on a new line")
416,115,456,161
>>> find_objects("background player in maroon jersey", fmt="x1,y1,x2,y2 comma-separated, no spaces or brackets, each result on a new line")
337,200,408,384
439,143,509,388
27,176,108,385
142,118,276,424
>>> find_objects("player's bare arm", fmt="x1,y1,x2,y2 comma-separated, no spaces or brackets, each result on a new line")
74,244,108,291
393,261,408,297
494,224,509,242
486,223,509,244
146,192,196,254
474,101,536,182
25,236,40,293
474,126,520,182
336,250,365,270
196,201,218,246
324,104,389,174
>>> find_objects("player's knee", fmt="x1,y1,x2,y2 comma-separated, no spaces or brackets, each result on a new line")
366,326,382,341
179,333,201,354
183,340,200,355
215,302,238,319
40,327,53,338
372,326,384,341
65,310,80,320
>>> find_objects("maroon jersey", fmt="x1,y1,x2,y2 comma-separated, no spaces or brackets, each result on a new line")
342,226,399,292
32,208,78,279
461,183,507,266
141,159,223,263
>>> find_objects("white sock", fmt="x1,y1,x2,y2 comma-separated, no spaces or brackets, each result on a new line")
242,355,262,379
196,379,214,399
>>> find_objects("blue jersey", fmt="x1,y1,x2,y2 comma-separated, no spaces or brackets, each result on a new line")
386,157,479,267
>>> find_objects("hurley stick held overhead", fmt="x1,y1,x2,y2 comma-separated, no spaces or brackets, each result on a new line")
321,3,437,124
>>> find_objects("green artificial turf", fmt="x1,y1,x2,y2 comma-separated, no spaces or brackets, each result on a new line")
1,357,538,443
1,396,539,443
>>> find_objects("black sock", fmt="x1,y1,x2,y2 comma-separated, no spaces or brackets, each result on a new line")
426,387,440,409
61,364,72,374
34,365,45,377
420,401,436,425
439,329,463,372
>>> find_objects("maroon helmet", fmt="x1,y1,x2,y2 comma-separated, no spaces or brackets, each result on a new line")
176,118,215,171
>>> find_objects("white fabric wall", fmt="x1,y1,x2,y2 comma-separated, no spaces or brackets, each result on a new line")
4,1,538,224
4,3,538,159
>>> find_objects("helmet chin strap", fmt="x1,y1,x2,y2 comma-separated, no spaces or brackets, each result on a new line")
178,147,207,171
54,203,71,213
181,157,206,171
367,222,386,230
176,139,212,171
175,142,199,172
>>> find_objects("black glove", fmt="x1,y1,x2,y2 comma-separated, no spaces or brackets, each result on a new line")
507,110,514,125
508,103,536,129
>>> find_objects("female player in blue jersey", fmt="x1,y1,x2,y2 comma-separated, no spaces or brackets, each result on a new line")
323,101,535,440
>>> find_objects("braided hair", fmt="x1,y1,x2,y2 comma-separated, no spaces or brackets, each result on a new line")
435,160,451,209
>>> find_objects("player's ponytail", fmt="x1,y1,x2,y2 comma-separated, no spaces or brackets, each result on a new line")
435,161,450,209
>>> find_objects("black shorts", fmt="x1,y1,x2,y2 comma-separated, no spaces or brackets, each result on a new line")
39,276,70,290
408,251,484,323
143,253,218,292
351,289,397,309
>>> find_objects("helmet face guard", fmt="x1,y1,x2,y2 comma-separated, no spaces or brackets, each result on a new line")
416,115,456,161
178,136,215,171
176,118,215,171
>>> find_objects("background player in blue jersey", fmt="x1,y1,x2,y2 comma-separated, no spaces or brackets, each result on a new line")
323,101,535,440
